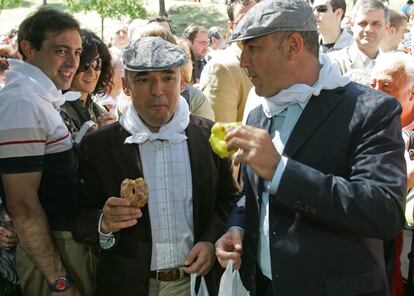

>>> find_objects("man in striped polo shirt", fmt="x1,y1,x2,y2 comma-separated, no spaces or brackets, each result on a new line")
0,8,95,296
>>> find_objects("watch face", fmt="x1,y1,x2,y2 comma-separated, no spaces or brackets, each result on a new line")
55,278,68,291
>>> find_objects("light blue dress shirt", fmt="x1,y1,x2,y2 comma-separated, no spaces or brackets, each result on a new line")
258,103,305,279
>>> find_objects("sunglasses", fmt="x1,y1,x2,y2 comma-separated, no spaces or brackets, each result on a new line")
314,4,328,13
77,57,102,73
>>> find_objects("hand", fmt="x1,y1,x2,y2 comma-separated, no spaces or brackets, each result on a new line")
215,228,243,270
97,113,117,128
0,226,18,250
51,285,80,296
101,197,142,233
225,125,280,180
405,151,414,188
182,242,215,276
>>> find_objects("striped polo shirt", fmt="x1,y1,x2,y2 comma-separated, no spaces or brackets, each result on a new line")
0,60,79,231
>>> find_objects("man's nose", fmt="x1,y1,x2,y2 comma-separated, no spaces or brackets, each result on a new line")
66,52,79,68
240,49,250,68
150,80,164,96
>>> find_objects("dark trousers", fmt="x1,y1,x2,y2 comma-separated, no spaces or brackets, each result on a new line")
0,276,22,296
256,267,273,296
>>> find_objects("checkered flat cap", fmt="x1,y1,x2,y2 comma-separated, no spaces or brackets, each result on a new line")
230,0,317,42
123,36,188,72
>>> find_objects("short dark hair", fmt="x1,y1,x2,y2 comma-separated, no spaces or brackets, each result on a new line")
208,26,223,41
77,29,113,95
18,7,80,59
147,16,172,31
273,31,319,58
330,0,347,20
181,25,208,43
352,0,389,22
388,8,408,29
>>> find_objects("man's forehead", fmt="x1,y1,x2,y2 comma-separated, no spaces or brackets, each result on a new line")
354,9,385,22
43,29,81,46
195,31,208,40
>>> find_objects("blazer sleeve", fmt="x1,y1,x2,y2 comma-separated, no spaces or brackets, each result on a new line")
72,135,104,244
274,95,407,241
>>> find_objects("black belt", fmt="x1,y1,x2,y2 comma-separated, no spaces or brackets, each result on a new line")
150,268,187,282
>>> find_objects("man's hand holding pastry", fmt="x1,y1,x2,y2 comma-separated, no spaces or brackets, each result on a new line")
101,178,148,233
101,197,142,233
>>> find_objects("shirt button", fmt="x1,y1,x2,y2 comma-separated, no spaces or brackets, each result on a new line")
274,274,280,279
272,232,277,236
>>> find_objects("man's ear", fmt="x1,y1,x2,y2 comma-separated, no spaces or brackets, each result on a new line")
286,33,303,59
122,76,131,96
335,8,344,21
180,76,186,93
19,40,34,61
388,25,396,36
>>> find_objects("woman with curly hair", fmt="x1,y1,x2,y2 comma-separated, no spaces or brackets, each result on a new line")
61,29,116,135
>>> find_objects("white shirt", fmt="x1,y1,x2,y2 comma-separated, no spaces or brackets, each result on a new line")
139,138,194,270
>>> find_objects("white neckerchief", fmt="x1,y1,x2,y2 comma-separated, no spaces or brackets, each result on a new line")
63,91,82,101
261,53,350,118
5,59,66,109
120,96,190,144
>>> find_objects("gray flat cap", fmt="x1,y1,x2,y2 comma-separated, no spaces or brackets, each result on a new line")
230,0,317,42
123,36,188,72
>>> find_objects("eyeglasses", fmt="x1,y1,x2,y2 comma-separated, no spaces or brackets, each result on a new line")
313,4,328,13
77,57,102,73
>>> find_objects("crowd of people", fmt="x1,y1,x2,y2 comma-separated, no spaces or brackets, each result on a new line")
0,0,414,295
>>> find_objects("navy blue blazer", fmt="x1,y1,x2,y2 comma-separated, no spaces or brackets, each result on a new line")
230,82,407,296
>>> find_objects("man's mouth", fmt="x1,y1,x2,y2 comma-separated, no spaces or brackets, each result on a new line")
59,71,73,80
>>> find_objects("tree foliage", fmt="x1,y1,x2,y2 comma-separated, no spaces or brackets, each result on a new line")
0,0,23,10
65,0,148,20
168,5,227,36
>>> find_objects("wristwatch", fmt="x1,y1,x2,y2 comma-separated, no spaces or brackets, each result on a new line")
48,274,72,292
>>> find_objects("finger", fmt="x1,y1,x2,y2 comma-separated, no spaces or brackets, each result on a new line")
182,257,204,275
105,197,132,207
227,137,255,153
225,125,259,142
107,213,142,223
184,244,201,266
106,206,141,217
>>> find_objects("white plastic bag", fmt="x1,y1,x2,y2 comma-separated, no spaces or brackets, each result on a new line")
190,273,209,296
218,260,250,296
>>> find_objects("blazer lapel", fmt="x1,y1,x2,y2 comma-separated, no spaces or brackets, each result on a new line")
185,117,211,241
284,88,345,157
110,124,143,178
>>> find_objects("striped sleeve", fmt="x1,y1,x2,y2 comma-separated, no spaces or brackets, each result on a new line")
0,99,46,173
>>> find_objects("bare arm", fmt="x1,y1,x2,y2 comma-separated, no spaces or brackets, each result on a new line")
2,172,78,294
